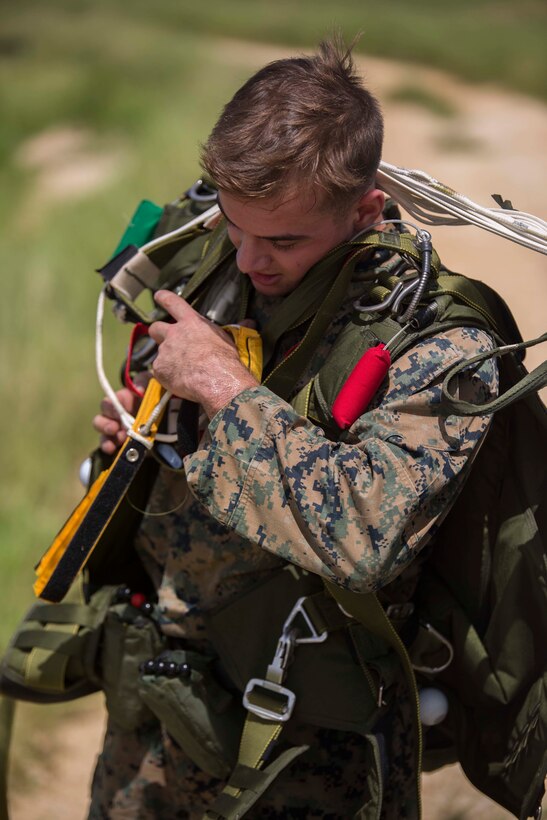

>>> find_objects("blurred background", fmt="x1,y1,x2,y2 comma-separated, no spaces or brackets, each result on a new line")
1,1,546,817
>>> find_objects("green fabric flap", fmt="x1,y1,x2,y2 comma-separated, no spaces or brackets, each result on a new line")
111,199,163,257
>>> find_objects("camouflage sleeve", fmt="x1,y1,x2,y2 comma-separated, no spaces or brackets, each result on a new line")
184,327,498,592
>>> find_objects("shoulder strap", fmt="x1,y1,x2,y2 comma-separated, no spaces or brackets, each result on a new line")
441,333,547,416
323,582,422,817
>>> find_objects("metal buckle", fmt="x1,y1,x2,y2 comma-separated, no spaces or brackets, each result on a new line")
241,596,328,722
283,596,329,645
243,678,296,722
186,179,218,203
385,602,415,620
264,597,328,685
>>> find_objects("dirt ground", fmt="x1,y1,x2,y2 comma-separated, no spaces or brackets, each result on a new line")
7,39,546,820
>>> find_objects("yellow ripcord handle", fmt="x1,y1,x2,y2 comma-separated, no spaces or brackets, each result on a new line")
33,378,166,599
33,330,263,601
224,325,263,382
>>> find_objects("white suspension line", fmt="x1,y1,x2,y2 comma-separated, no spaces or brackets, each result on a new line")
377,162,547,255
96,288,135,432
95,289,178,443
140,204,220,255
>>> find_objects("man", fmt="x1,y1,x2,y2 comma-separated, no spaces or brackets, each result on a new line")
91,39,497,818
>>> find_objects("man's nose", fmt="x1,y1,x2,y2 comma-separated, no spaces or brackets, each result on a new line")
236,236,270,273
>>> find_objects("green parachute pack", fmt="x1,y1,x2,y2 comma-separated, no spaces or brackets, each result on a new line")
0,187,545,819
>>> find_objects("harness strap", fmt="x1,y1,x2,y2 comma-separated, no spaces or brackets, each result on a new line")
204,591,353,819
27,574,87,692
323,584,422,818
24,602,102,628
205,585,413,819
180,220,237,306
441,332,547,416
263,247,374,398
204,745,309,819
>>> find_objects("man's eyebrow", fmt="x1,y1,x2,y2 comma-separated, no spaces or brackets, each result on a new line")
216,196,310,242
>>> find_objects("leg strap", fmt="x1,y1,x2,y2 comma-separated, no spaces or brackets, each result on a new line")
204,742,308,819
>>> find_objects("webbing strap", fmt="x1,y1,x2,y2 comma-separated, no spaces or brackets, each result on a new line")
441,332,547,416
356,231,441,276
25,602,100,628
146,226,206,271
204,742,308,819
34,379,166,602
323,584,422,818
203,590,354,818
15,630,84,655
259,241,361,366
26,573,87,692
263,247,374,398
180,221,236,306
434,274,500,334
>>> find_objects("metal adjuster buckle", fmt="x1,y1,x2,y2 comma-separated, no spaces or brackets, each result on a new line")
243,678,296,722
283,596,329,645
241,596,328,723
385,602,415,620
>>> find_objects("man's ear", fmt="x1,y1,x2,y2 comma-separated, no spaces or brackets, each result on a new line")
352,188,385,232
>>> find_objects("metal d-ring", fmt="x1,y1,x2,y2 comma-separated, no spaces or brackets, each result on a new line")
354,270,421,316
186,179,218,203
392,278,421,315
354,280,406,314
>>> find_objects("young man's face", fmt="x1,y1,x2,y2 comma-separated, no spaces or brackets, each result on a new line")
218,188,384,297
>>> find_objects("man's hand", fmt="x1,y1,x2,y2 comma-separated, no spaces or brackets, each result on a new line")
92,388,141,455
149,290,259,419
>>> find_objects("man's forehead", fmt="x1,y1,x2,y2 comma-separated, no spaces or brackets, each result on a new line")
217,188,335,237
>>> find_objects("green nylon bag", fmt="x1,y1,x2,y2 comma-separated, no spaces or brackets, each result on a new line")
299,272,546,819
138,648,245,779
416,352,547,820
0,574,115,703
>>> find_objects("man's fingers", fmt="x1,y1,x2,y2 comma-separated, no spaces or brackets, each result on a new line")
93,414,120,436
154,290,193,321
148,320,171,344
99,388,139,419
99,436,117,456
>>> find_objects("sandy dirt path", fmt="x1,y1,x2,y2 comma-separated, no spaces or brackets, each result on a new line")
8,39,546,820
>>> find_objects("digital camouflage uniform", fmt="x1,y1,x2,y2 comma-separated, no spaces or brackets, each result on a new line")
89,231,498,819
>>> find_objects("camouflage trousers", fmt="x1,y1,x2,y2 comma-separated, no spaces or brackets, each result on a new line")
88,694,417,819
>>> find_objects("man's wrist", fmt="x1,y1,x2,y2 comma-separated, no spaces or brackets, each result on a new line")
200,370,259,419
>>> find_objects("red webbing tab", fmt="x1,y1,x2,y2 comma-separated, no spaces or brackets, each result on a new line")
332,345,391,429
124,323,150,397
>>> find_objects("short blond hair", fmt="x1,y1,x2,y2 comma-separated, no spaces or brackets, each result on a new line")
201,37,383,210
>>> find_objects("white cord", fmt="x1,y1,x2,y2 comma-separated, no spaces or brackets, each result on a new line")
140,204,219,254
96,288,135,431
96,289,178,443
139,388,173,436
377,162,547,255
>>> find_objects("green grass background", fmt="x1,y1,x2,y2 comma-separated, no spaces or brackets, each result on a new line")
1,0,546,649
